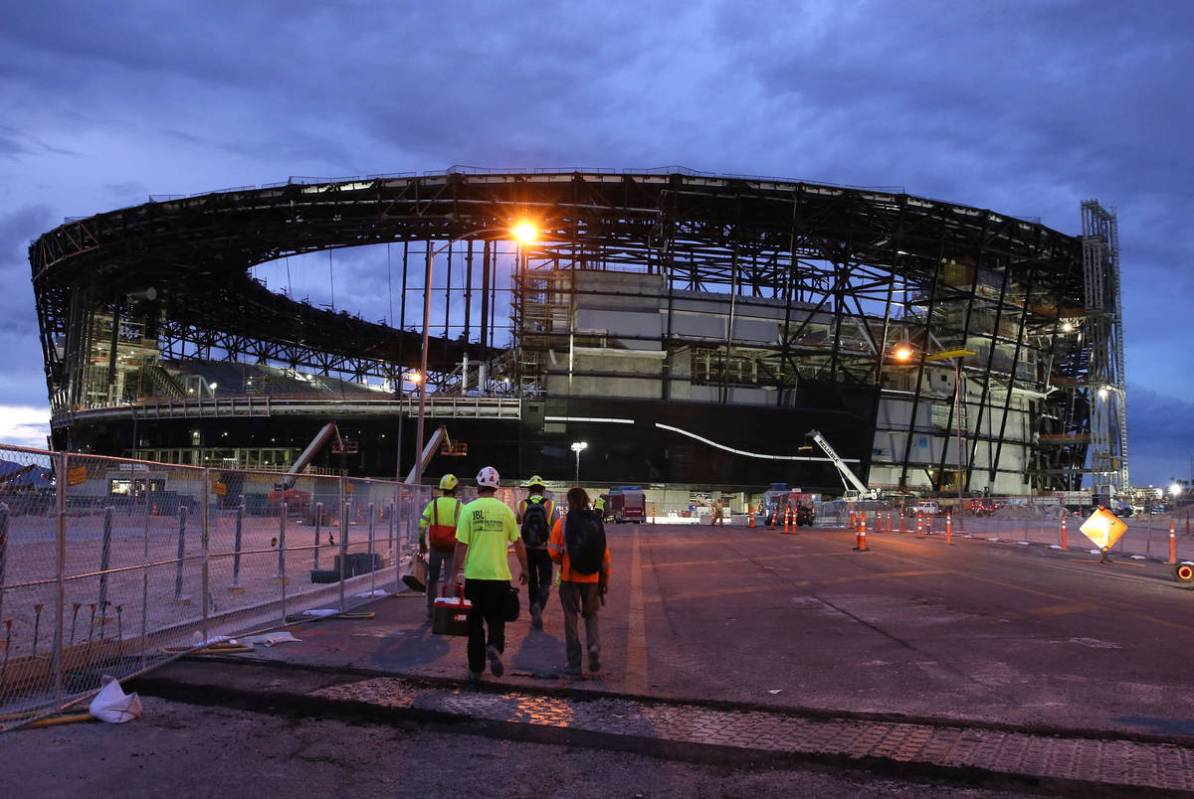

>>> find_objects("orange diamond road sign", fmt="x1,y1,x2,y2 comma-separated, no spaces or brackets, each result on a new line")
1079,508,1128,550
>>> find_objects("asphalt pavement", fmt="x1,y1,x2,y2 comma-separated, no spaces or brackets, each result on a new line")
222,523,1194,739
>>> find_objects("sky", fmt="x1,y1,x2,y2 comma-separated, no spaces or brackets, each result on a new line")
0,0,1191,485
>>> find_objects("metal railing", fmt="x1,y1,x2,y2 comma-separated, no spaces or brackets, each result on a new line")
0,443,431,731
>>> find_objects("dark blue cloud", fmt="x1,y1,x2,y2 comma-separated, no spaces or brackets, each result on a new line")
0,0,1189,482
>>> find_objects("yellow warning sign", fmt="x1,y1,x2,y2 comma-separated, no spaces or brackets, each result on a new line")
66,465,88,486
1079,508,1128,550
212,480,227,497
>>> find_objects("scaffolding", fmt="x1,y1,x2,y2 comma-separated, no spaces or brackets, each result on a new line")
1081,200,1129,494
29,170,1103,492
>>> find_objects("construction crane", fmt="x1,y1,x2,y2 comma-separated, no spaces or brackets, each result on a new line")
804,429,879,501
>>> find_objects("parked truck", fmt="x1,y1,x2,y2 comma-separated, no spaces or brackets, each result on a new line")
608,486,646,523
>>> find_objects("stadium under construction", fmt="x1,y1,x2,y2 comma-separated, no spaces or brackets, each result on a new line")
29,169,1129,497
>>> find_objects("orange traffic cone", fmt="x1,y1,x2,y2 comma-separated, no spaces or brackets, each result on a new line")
784,508,792,534
854,515,869,551
946,511,952,544
748,504,756,528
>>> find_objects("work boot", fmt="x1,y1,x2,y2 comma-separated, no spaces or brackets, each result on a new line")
467,670,483,686
487,645,504,677
587,644,600,672
530,603,543,631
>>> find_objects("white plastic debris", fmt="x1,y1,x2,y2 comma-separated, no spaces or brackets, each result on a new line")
1130,555,1147,560
89,677,143,724
354,589,391,599
192,632,233,647
240,632,302,647
768,689,783,695
298,608,339,618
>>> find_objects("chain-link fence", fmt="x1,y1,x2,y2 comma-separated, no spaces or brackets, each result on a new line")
0,444,430,731
841,496,1194,559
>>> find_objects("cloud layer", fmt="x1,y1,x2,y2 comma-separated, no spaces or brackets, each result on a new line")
0,0,1189,482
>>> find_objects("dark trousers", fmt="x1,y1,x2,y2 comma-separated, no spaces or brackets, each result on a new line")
464,579,509,675
426,550,453,613
526,547,553,611
558,581,601,668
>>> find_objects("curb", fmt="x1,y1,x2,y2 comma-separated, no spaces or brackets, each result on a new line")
133,659,1194,798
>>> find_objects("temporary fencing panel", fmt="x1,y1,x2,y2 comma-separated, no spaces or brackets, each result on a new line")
0,443,431,731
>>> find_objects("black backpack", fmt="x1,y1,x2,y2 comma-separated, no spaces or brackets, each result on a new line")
521,499,550,548
564,509,606,575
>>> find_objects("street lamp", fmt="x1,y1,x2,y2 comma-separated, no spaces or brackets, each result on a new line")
409,221,538,485
570,441,588,484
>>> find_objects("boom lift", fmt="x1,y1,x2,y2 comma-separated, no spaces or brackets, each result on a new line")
804,429,880,501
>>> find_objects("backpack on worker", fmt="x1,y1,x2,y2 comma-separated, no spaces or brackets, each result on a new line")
428,498,461,553
564,509,606,576
521,498,550,548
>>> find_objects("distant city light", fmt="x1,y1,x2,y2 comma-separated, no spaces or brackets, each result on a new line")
1171,483,1183,497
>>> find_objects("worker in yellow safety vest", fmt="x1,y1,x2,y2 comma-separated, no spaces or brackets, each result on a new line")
419,474,463,621
517,475,560,630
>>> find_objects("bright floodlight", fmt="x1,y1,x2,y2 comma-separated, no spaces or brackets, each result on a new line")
570,441,588,453
512,221,538,244
1171,483,1183,497
1061,321,1074,333
209,382,218,390
1098,386,1110,399
407,371,424,385
892,344,914,362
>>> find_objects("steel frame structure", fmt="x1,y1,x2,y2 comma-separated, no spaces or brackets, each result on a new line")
30,168,1100,491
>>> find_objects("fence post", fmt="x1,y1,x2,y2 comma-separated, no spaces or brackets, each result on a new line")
339,499,350,613
174,505,189,602
279,501,288,622
140,489,151,670
98,505,114,614
230,502,245,592
276,501,287,581
387,502,395,559
368,501,376,595
54,452,66,703
313,501,323,569
201,469,210,644
0,502,8,626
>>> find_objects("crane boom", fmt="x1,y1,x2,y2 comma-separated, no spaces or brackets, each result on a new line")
807,429,872,499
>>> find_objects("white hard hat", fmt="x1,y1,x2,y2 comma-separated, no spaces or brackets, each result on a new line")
476,466,501,488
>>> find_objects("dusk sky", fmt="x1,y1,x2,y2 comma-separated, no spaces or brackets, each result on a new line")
1,1,1191,485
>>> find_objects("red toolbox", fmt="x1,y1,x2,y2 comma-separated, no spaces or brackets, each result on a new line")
432,594,472,636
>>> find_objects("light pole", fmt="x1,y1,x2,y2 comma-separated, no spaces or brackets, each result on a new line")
409,222,537,485
571,441,588,484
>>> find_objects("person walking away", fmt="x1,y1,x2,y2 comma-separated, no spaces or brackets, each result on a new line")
418,474,463,621
517,475,559,630
548,487,611,676
593,493,606,522
453,466,528,682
